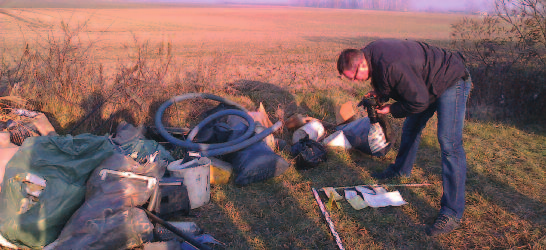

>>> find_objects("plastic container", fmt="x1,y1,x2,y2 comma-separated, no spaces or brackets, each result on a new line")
167,157,211,209
208,157,233,185
322,130,352,149
368,123,388,154
292,120,325,144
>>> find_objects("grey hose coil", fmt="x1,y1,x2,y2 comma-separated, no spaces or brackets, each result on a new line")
154,93,282,157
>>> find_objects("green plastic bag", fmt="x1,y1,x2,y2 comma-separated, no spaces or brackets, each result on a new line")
0,134,114,249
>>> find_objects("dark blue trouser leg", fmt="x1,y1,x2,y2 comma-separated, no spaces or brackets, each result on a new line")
391,102,437,176
437,78,472,219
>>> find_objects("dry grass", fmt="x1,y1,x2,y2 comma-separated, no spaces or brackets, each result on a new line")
1,5,544,250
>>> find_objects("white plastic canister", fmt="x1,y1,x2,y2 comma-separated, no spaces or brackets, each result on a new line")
292,120,325,144
322,130,352,149
167,157,211,209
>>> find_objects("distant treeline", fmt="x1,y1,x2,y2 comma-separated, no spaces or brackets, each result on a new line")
289,0,409,11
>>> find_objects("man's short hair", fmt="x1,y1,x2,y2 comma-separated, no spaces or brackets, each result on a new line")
337,49,364,75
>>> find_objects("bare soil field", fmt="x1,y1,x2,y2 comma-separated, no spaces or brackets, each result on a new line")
1,6,465,70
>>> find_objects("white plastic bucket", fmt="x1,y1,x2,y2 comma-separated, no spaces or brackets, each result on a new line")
292,120,325,144
167,157,211,209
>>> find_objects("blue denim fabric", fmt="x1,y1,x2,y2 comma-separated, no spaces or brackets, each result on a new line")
390,76,472,219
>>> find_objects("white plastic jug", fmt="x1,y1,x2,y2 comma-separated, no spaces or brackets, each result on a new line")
167,157,211,209
368,123,388,154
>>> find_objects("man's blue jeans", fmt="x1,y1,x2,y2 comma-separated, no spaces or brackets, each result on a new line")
390,76,472,219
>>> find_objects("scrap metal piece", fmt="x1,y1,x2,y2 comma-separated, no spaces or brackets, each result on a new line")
99,169,157,190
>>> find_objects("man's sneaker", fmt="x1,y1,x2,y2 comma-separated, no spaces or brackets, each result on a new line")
425,214,461,236
371,165,406,180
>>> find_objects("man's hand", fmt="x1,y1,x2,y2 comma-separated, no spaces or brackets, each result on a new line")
376,104,391,114
364,91,377,98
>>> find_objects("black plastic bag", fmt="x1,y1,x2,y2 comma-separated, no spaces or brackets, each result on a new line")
227,140,290,186
196,109,290,186
290,136,328,170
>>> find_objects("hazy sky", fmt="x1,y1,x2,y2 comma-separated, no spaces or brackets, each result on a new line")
410,0,492,11
178,0,493,12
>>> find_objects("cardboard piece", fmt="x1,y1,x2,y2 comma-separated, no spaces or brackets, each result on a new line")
335,101,356,125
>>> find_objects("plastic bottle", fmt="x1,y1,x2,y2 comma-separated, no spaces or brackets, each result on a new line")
359,98,389,154
368,122,388,154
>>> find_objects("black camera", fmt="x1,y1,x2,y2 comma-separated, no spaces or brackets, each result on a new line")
357,97,381,124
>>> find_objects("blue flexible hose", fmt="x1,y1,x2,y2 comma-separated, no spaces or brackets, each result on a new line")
155,93,282,157
185,109,257,150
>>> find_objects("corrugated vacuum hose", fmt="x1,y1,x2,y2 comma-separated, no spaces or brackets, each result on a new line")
154,93,282,157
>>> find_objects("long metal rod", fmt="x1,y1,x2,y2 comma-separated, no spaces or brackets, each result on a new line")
312,188,345,250
142,208,211,250
333,183,432,190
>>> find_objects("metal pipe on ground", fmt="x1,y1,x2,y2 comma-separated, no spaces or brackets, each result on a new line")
141,208,211,250
312,188,345,250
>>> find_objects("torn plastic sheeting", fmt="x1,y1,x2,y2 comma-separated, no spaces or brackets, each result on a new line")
53,152,166,249
56,207,154,250
110,122,175,163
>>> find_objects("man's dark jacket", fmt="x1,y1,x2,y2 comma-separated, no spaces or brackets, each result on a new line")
362,39,467,118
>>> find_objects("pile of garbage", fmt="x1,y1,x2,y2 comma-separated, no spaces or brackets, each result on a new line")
288,99,395,170
0,93,395,249
0,106,224,249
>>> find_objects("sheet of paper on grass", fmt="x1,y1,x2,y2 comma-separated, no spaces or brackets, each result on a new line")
344,190,368,210
355,185,375,195
361,190,407,207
